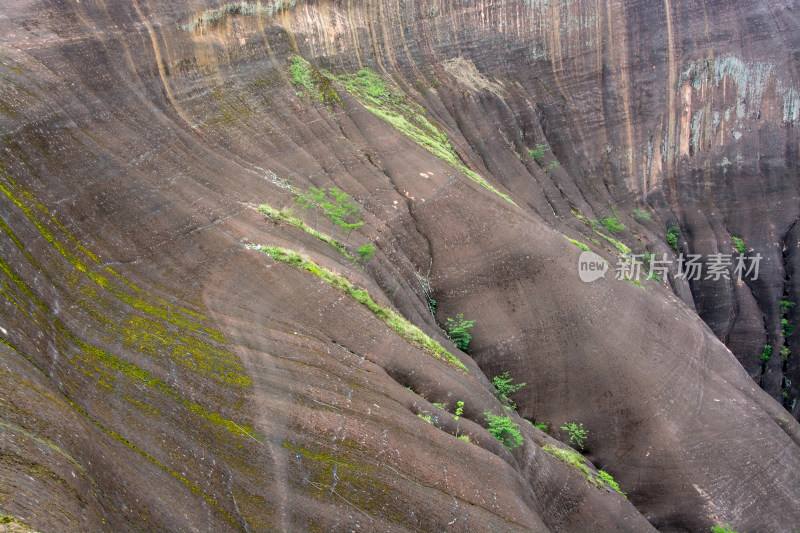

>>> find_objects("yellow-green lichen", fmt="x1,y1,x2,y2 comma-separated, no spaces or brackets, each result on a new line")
0,161,250,388
54,321,260,440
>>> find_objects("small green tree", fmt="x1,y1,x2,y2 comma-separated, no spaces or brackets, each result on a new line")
293,186,327,231
484,412,523,450
560,421,588,449
731,236,746,253
666,226,680,251
780,300,796,313
453,401,464,421
323,188,363,243
760,345,772,362
358,244,375,262
783,318,794,337
446,313,475,351
454,400,465,436
493,371,527,408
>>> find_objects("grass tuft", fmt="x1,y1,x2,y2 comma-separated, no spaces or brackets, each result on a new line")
543,444,626,496
565,237,591,252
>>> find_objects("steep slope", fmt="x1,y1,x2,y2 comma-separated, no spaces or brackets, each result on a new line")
0,1,798,531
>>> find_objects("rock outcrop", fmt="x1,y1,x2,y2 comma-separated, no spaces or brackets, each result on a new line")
0,1,799,531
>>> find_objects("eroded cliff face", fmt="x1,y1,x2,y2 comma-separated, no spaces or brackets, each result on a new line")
0,1,799,531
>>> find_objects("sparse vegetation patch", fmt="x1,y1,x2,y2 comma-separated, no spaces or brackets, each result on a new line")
252,245,467,371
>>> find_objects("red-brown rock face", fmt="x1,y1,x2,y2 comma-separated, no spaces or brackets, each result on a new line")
0,1,798,531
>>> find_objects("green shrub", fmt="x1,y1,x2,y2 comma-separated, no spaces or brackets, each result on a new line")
543,446,625,495
731,236,746,253
560,421,588,449
528,144,546,164
458,435,471,442
484,412,523,450
358,244,375,262
417,413,433,424
549,160,560,170
783,318,794,337
323,188,364,245
666,226,680,251
781,346,791,359
600,217,625,234
780,300,796,313
760,344,772,362
633,209,651,220
446,313,475,351
534,421,549,432
493,371,526,408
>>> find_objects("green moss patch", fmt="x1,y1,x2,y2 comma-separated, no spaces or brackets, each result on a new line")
543,444,625,496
